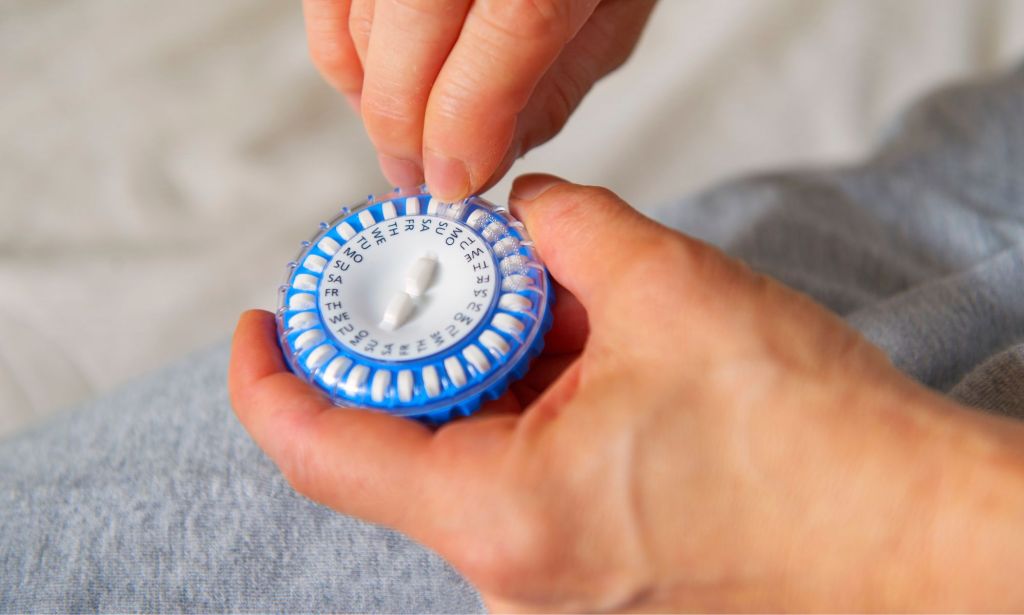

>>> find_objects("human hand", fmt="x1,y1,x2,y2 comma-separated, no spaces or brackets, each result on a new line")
230,175,1024,611
302,0,656,200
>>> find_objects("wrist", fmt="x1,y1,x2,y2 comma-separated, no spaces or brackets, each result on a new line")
751,381,1024,611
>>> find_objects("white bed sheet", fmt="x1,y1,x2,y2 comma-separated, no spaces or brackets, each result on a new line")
2,0,1024,436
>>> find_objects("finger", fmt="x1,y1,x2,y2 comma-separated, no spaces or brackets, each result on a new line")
422,0,601,200
348,0,374,66
513,0,656,155
228,310,436,531
303,0,364,99
361,0,471,188
448,0,655,194
508,174,670,317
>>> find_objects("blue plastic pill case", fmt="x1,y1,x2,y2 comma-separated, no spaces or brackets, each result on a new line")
277,188,553,424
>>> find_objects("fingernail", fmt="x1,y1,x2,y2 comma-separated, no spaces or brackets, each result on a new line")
510,174,564,202
424,150,470,201
378,153,423,189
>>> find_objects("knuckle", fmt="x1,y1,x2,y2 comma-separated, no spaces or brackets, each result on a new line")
390,0,441,16
645,230,722,282
361,90,421,136
477,0,573,42
613,232,714,309
431,64,491,121
666,233,718,274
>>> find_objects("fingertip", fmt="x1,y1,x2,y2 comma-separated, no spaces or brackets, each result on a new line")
506,177,662,313
378,152,424,189
237,308,275,328
233,309,278,354
424,149,471,201
509,173,567,206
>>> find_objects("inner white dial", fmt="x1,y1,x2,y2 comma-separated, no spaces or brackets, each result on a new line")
317,215,498,361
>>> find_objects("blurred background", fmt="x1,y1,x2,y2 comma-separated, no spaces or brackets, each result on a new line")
3,0,1024,436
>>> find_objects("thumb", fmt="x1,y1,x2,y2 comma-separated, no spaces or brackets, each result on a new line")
509,174,670,318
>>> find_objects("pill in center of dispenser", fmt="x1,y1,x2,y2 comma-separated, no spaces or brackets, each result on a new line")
404,251,438,298
380,292,415,332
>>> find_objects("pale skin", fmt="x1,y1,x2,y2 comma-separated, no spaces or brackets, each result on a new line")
230,2,1024,610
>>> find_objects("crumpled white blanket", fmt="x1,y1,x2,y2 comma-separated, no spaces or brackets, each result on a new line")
2,0,1023,436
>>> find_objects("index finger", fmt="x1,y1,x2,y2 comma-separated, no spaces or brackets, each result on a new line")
228,309,435,531
422,0,601,200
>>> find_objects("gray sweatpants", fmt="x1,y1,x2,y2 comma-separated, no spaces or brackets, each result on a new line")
3,65,1024,612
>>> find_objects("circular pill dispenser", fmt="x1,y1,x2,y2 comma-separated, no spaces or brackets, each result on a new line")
277,188,553,424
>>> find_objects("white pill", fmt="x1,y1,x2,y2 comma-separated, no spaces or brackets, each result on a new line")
371,370,391,403
379,292,414,332
382,200,397,219
338,222,356,240
427,197,442,215
482,221,506,242
492,313,525,337
499,293,532,313
404,252,438,298
321,356,352,387
397,370,414,402
444,356,467,388
502,274,533,291
293,273,318,291
344,364,369,396
423,366,441,397
445,200,466,220
493,237,519,257
358,210,375,228
479,330,510,357
466,209,488,229
288,293,315,310
500,255,528,275
305,344,337,371
405,197,421,215
293,329,325,352
463,345,491,374
303,254,327,273
288,311,318,331
317,235,341,256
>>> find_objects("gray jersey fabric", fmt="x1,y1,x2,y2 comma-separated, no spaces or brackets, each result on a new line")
656,65,1024,414
3,66,1024,612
